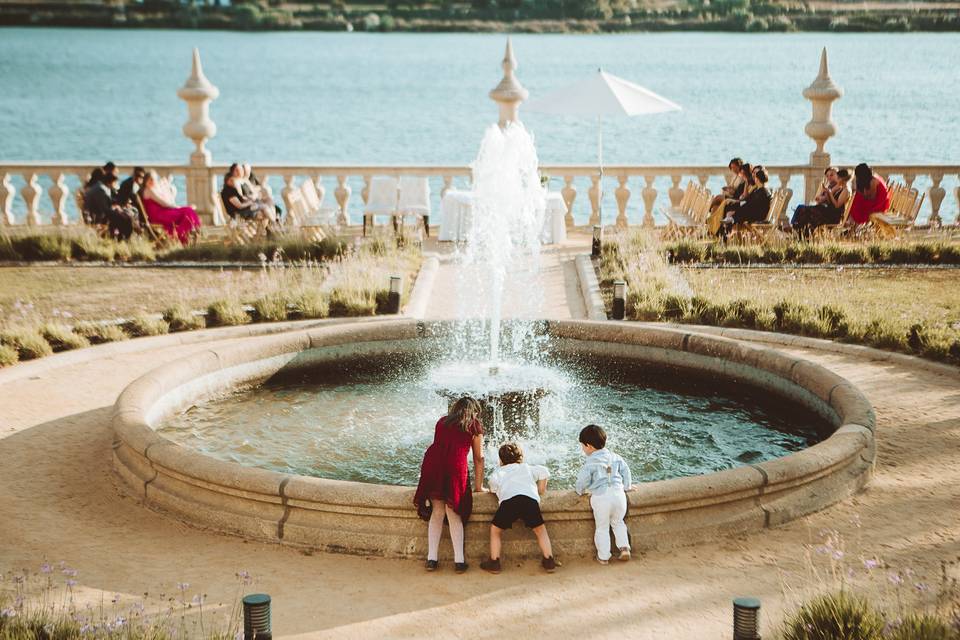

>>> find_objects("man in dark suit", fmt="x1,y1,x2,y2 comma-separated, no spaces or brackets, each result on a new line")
117,166,145,207
84,173,135,240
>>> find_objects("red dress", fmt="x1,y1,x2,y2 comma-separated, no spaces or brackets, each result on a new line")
849,176,890,225
143,197,202,245
413,416,483,522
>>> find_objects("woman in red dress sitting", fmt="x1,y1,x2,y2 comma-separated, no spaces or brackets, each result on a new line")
413,396,485,574
140,170,202,245
848,163,891,226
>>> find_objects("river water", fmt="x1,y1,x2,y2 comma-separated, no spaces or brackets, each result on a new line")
1,28,958,223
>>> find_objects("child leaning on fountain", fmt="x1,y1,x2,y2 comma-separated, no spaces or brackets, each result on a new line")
479,443,558,574
575,424,633,565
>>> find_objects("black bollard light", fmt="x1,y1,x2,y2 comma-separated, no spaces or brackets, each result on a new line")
591,225,602,258
733,597,761,640
387,275,402,314
612,280,627,320
243,593,272,640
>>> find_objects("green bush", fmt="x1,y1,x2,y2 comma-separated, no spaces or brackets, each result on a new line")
207,299,251,326
661,293,690,321
0,344,19,367
884,613,955,640
0,234,18,261
855,319,907,351
0,327,53,360
817,305,849,338
40,323,90,352
162,304,206,332
669,240,704,263
723,298,760,328
73,321,129,344
123,315,169,337
253,292,291,322
12,235,72,261
781,592,884,640
126,235,157,262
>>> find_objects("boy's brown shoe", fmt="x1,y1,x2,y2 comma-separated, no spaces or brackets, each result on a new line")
542,556,557,573
480,558,502,574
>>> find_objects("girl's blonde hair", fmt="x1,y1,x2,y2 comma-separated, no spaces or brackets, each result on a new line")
447,396,482,434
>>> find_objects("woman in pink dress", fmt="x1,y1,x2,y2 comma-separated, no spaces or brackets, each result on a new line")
848,163,891,225
140,171,202,245
413,396,485,574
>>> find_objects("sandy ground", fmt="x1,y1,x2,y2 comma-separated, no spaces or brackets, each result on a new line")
1,239,959,638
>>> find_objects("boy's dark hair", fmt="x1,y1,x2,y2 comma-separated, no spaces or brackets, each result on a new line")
838,168,851,180
579,424,607,450
728,157,743,169
498,442,523,465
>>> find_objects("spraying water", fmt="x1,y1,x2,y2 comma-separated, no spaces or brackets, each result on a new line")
458,121,547,369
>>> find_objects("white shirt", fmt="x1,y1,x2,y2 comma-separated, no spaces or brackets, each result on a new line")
488,462,550,504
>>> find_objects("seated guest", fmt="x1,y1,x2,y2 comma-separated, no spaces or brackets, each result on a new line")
791,167,850,236
83,173,136,240
84,167,105,190
117,166,148,230
719,165,771,240
848,163,890,226
103,162,121,199
140,170,202,245
708,162,755,237
221,166,273,234
709,157,746,210
241,163,281,222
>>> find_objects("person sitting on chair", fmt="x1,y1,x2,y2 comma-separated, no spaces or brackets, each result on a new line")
709,157,746,210
719,165,771,241
241,164,281,223
221,167,273,235
791,167,850,236
847,163,891,227
83,173,136,240
141,170,202,245
709,162,755,237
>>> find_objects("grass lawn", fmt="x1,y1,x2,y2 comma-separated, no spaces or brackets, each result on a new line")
682,268,960,340
0,266,272,328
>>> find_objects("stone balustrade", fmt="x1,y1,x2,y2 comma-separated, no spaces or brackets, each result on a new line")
3,162,958,230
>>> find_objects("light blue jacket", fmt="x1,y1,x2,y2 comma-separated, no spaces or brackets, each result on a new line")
575,449,632,497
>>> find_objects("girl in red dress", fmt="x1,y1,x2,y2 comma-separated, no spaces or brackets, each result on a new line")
413,396,485,573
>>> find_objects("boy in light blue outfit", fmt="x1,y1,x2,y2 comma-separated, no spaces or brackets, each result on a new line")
575,424,633,564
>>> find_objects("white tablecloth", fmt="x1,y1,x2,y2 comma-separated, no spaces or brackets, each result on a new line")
439,190,568,244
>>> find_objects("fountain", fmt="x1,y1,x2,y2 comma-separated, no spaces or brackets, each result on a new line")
109,41,876,559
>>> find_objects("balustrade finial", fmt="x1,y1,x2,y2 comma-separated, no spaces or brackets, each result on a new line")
177,48,220,159
802,47,843,160
489,37,528,129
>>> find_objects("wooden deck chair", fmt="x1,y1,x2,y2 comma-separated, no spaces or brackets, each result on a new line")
872,185,924,239
738,188,790,244
814,191,855,239
363,176,399,237
663,181,706,239
300,179,337,226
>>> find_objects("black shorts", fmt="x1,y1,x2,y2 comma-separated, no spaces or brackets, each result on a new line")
492,495,544,530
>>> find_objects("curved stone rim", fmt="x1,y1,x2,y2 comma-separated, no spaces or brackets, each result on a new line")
112,318,876,557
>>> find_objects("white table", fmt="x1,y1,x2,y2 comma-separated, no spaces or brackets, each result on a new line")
439,189,567,244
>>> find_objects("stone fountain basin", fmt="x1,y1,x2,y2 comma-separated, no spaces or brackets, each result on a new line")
111,319,876,558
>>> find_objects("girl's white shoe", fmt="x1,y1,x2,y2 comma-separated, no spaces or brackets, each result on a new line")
619,547,632,562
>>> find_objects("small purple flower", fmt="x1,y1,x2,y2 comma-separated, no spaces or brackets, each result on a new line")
80,624,93,635
66,579,78,587
62,567,78,577
132,601,145,614
191,594,204,606
176,582,190,591
914,582,930,592
114,616,126,627
40,562,52,574
1,608,16,618
889,572,903,586
863,558,879,570
832,550,844,561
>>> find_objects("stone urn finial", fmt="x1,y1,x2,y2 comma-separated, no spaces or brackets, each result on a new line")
489,37,528,128
802,47,843,160
177,48,220,161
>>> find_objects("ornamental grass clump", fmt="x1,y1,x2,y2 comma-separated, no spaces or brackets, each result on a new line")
162,304,206,332
781,591,885,640
0,344,18,368
252,292,291,322
40,323,90,352
206,299,251,327
328,287,377,317
73,321,128,344
0,327,53,360
70,234,116,262
123,315,169,338
884,613,958,640
291,289,329,319
0,234,16,261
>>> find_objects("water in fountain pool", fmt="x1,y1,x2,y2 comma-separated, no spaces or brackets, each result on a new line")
157,353,829,489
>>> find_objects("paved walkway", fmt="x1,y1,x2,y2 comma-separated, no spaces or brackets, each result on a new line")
1,244,959,638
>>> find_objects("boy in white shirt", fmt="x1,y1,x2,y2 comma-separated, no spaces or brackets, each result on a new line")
480,443,558,574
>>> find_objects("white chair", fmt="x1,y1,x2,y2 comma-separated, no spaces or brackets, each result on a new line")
363,176,399,236
300,179,337,225
397,176,431,237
